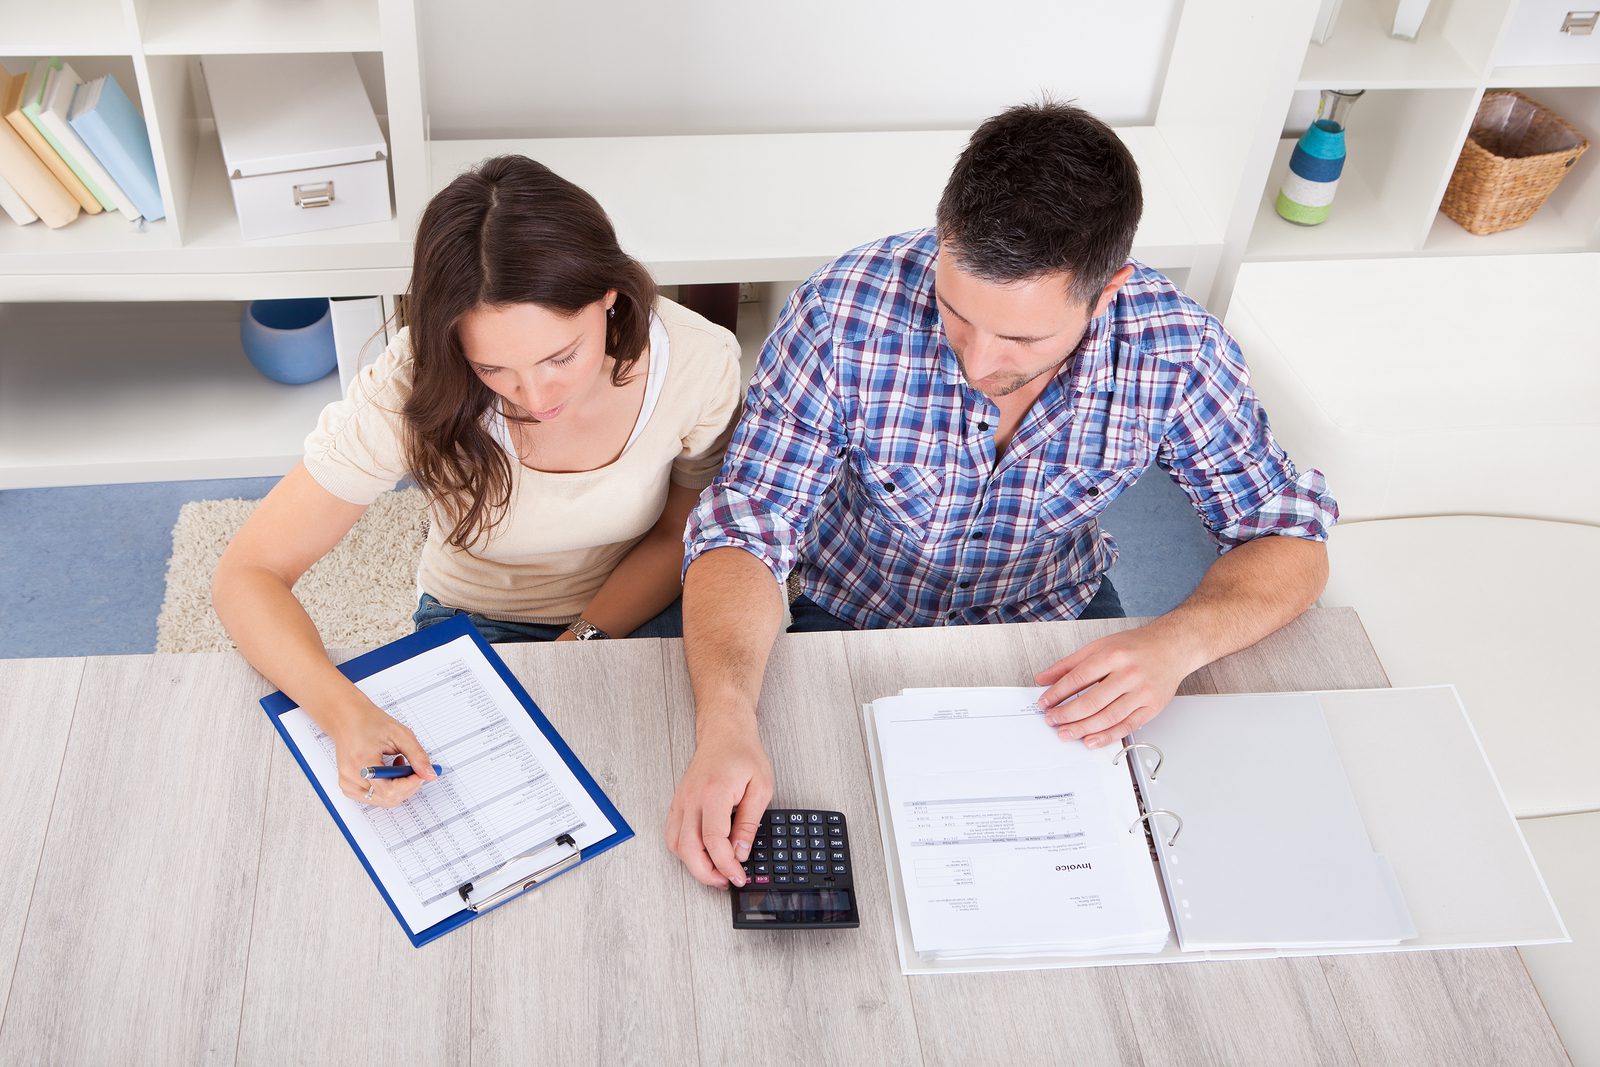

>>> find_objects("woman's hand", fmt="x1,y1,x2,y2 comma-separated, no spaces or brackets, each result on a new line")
328,698,438,807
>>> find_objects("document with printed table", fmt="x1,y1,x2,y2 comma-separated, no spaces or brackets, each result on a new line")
260,614,632,947
862,684,1567,975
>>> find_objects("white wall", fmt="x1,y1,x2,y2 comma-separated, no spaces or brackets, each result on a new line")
420,0,1183,138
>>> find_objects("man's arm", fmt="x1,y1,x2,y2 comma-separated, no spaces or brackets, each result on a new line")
667,282,846,888
1037,315,1338,746
1035,535,1326,747
666,547,786,887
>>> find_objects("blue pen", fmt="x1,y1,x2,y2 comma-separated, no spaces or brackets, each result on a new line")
360,763,445,780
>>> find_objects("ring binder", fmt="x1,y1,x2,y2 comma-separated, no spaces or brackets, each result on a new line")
1130,809,1183,846
458,833,582,912
1112,741,1164,779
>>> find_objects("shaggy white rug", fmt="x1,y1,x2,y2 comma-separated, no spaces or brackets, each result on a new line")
156,488,429,654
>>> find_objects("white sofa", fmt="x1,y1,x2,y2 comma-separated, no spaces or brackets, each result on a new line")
1227,254,1600,1065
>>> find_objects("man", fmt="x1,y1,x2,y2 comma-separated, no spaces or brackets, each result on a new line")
667,102,1337,889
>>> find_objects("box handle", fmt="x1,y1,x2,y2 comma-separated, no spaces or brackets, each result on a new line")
294,181,335,209
1561,11,1598,35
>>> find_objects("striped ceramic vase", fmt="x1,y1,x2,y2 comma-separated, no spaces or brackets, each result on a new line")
1276,89,1364,226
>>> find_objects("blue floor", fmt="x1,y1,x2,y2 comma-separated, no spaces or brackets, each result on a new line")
0,467,1215,659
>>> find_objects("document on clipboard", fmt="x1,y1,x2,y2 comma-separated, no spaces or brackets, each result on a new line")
260,614,632,946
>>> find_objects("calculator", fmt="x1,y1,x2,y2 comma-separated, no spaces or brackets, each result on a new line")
730,809,860,930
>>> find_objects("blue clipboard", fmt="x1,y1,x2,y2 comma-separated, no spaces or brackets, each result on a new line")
259,614,634,947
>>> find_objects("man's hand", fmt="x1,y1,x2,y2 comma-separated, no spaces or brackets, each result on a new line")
1033,622,1205,749
666,721,774,889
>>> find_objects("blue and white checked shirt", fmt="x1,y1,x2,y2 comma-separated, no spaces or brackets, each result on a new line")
685,229,1337,628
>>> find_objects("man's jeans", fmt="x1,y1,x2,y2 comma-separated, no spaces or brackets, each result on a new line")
786,575,1126,633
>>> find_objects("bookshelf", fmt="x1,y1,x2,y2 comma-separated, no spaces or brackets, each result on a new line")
1245,0,1600,266
1,0,1595,487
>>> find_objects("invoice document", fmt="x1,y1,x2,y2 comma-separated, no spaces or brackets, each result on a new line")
872,687,1169,959
282,633,618,932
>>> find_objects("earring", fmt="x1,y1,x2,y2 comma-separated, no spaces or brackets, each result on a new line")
607,306,615,319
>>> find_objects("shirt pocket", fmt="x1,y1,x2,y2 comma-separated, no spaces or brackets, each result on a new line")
852,451,945,538
1034,463,1139,538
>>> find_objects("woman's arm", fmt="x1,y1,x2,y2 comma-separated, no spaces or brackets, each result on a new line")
212,462,436,805
566,481,700,638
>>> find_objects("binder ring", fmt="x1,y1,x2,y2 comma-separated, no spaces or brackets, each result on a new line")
1112,741,1164,779
458,833,581,912
1130,809,1183,846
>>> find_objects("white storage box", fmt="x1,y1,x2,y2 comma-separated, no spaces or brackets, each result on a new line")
1496,1,1600,66
201,53,392,241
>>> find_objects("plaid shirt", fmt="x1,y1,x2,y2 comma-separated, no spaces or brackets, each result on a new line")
685,229,1337,628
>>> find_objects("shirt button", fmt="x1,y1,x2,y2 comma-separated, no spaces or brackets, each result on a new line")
883,481,896,491
977,421,990,432
957,580,971,589
971,531,986,540
1087,487,1100,497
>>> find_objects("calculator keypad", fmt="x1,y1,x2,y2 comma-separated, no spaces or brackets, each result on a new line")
732,808,859,929
742,809,850,883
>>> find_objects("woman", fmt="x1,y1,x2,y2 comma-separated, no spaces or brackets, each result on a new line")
213,156,743,810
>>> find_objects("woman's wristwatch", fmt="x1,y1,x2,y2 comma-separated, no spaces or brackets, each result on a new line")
565,619,610,641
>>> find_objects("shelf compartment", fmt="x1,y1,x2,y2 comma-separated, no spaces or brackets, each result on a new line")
0,0,133,56
0,301,341,488
134,0,382,55
1426,84,1600,252
431,126,1216,287
1297,0,1499,89
1248,89,1479,261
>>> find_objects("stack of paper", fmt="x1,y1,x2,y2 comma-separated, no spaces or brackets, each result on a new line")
867,687,1169,961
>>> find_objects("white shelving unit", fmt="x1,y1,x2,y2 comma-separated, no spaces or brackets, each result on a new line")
3,0,1592,488
0,302,343,487
1247,0,1600,267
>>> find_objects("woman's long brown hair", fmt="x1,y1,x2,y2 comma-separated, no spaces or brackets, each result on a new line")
401,155,657,549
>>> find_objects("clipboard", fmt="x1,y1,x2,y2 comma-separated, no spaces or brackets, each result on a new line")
259,614,634,947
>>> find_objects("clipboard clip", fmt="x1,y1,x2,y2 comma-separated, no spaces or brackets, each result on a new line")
457,833,581,913
1112,741,1164,780
1130,809,1183,847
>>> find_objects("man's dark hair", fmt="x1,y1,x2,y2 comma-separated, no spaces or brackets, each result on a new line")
936,101,1143,306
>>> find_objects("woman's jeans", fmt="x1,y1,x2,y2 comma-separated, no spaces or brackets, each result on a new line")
413,593,684,642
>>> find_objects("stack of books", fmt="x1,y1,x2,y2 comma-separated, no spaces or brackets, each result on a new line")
0,58,165,229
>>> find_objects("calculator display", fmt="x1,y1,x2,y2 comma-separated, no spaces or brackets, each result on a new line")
736,888,854,924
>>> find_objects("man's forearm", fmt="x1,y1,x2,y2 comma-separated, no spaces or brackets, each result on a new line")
1147,535,1329,672
682,546,787,739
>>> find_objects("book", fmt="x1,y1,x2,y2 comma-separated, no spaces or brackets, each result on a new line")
37,60,138,218
66,74,164,222
0,171,39,225
0,64,79,228
3,60,101,214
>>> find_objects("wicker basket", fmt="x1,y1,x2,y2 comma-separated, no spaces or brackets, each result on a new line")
1440,91,1590,235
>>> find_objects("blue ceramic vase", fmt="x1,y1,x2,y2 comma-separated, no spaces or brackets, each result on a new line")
240,298,336,385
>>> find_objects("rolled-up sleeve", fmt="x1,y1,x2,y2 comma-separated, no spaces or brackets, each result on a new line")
683,282,848,583
1157,320,1339,552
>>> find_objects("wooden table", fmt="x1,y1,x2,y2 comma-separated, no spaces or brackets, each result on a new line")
0,608,1569,1065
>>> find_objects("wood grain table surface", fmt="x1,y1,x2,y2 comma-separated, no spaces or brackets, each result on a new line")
0,608,1569,1066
